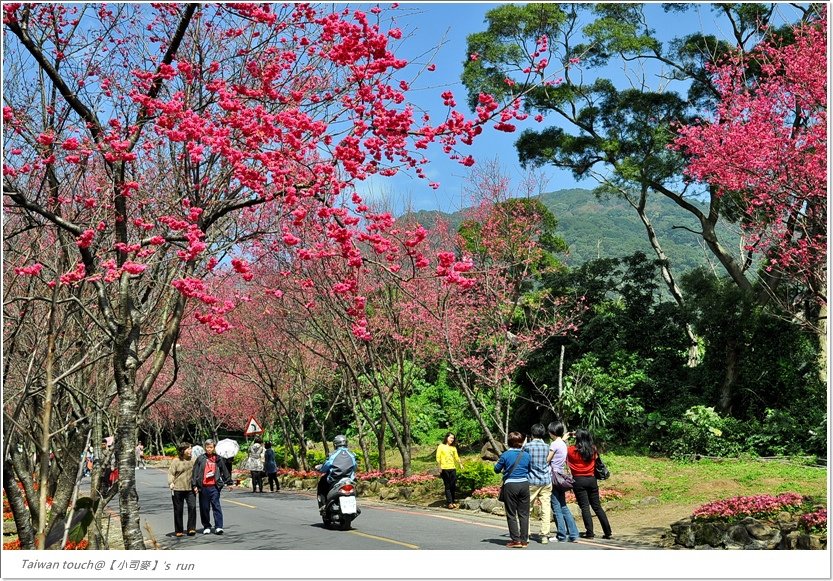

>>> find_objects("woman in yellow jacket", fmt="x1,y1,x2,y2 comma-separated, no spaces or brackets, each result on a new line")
436,432,463,509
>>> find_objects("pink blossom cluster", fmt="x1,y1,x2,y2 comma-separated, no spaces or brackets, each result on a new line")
691,493,805,522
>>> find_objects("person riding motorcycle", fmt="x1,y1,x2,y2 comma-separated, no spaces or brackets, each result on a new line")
316,435,357,510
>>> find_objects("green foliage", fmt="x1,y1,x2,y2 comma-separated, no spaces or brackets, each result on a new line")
407,364,482,446
560,352,648,440
306,449,327,468
666,406,746,458
67,497,96,543
162,444,177,457
456,461,501,496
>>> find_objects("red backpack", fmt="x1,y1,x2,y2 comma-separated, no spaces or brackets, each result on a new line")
202,456,217,487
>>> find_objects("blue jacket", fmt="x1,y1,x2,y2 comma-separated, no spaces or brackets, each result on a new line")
264,448,277,474
494,449,530,483
319,447,357,482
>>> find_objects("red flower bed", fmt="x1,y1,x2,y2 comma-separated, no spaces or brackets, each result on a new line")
692,493,805,522
4,539,21,550
799,508,827,534
277,468,320,479
472,485,624,501
2,538,90,550
355,468,404,481
387,473,436,486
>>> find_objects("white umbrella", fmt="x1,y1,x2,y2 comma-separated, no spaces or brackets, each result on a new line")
190,445,205,459
215,439,240,459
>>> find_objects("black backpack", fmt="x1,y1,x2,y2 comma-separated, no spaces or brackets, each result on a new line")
327,449,355,481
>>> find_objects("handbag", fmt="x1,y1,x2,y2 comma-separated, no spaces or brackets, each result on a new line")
552,468,574,491
594,453,611,480
497,450,524,503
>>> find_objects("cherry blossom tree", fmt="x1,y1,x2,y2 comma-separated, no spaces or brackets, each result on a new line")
673,14,827,372
3,3,532,547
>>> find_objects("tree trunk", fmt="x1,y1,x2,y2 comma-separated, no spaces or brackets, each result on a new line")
36,287,60,550
718,338,741,415
4,457,36,549
818,303,827,383
115,390,144,549
452,367,502,454
632,187,700,366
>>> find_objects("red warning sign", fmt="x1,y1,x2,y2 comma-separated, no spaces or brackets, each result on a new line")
244,416,263,436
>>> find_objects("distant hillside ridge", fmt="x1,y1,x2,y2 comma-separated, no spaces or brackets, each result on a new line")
399,188,741,275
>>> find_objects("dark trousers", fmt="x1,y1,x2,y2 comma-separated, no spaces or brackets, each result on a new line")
572,475,612,537
172,490,196,533
317,475,331,507
251,470,264,492
198,485,224,529
267,471,280,491
440,469,457,505
503,481,530,543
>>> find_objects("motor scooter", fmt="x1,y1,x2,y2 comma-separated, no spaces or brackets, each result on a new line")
317,475,360,530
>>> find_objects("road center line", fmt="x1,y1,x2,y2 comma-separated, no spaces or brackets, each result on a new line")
348,529,420,549
225,499,257,509
377,506,505,530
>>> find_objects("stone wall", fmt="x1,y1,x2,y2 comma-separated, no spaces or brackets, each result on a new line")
671,513,826,550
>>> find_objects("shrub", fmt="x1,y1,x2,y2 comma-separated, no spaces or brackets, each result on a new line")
306,449,327,468
456,461,500,496
667,405,746,458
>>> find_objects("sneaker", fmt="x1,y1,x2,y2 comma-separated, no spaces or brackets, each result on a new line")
519,542,529,548
187,530,196,536
202,528,211,535
580,532,595,539
603,534,613,540
506,541,522,548
549,536,564,543
540,536,549,544
214,528,224,535
175,532,184,537
568,537,579,542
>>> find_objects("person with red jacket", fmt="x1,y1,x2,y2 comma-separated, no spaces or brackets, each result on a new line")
566,429,612,539
191,439,232,535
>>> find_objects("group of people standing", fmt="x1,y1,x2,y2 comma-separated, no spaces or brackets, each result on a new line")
436,425,612,548
494,423,613,547
166,438,280,537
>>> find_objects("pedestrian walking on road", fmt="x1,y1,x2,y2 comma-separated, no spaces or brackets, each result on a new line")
241,437,266,493
494,431,531,548
567,429,613,540
168,442,197,537
546,421,579,543
135,441,146,469
264,442,280,492
436,432,463,509
192,439,232,535
522,423,552,544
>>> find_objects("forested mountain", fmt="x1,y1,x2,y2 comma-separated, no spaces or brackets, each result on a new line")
405,188,742,274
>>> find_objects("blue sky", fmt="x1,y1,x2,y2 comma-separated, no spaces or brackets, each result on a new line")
350,2,809,215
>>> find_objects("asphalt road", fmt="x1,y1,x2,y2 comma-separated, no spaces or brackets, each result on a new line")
134,467,631,550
